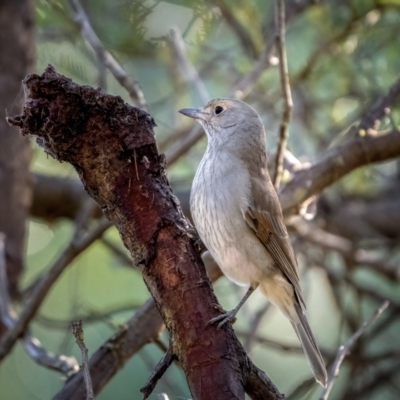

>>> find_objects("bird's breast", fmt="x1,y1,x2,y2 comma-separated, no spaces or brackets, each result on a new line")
190,152,267,285
190,152,250,242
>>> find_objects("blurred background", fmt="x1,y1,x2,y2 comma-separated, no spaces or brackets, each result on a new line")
0,0,400,399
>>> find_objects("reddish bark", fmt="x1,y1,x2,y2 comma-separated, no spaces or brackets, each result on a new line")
9,66,283,400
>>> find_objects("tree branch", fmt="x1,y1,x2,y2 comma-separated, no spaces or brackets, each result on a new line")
0,233,79,376
70,320,94,400
280,128,400,215
273,0,293,189
320,301,390,400
17,65,400,399
9,66,283,400
168,28,209,103
356,75,400,133
0,213,111,361
140,347,176,399
67,0,147,110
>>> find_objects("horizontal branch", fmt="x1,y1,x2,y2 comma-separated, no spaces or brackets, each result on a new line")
280,129,400,214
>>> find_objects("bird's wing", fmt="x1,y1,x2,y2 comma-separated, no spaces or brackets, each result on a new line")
244,172,306,310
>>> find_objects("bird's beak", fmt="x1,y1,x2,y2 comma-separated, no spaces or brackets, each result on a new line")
178,107,208,120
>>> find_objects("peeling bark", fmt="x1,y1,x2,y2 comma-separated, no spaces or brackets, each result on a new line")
9,66,283,400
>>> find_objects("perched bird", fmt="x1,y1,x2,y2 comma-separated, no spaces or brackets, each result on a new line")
179,98,327,387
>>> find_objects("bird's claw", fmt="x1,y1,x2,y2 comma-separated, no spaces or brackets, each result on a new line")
208,310,237,329
211,303,225,313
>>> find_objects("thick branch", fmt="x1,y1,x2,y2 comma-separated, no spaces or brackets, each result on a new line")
9,66,283,400
280,129,400,214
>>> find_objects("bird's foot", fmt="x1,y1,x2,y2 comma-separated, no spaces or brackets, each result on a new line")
208,308,238,329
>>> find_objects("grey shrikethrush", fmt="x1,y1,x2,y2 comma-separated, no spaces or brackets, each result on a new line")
179,98,327,387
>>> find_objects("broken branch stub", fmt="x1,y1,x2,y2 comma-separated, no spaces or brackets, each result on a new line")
8,66,283,400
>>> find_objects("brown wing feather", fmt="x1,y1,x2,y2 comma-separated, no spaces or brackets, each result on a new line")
244,172,306,310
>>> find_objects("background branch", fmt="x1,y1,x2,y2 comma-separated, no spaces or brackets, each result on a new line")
0,215,111,361
70,320,94,400
67,0,147,110
273,0,293,189
321,301,390,400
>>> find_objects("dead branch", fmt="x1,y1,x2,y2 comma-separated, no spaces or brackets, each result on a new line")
9,66,284,400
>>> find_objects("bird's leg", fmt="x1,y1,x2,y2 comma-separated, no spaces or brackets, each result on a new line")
209,283,259,329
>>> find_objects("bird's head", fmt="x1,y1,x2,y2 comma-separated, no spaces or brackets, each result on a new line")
179,98,265,145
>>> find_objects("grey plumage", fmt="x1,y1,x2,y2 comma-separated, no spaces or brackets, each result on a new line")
179,98,327,387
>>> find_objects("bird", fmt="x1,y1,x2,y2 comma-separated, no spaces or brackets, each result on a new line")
179,98,327,387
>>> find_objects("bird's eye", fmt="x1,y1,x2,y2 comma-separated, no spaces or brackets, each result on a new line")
215,105,224,115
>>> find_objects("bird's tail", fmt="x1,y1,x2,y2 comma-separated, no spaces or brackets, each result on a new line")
291,303,327,387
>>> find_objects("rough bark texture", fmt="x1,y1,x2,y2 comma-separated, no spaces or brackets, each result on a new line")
9,66,283,400
0,0,34,299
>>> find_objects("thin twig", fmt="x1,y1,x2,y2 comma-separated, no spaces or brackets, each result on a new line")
70,320,94,400
273,0,293,189
168,28,210,103
0,233,79,375
67,0,147,110
36,301,142,330
0,217,111,361
320,300,390,400
23,335,79,376
214,0,258,59
140,347,176,400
